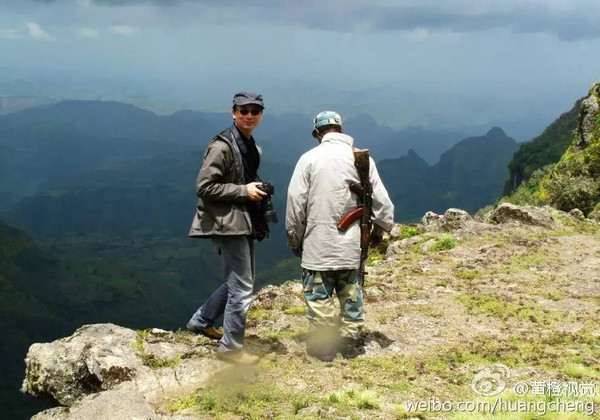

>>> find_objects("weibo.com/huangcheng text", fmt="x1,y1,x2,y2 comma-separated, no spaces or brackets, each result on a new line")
403,364,596,417
403,398,595,416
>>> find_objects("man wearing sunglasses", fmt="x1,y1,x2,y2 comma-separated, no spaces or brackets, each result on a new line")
187,92,268,365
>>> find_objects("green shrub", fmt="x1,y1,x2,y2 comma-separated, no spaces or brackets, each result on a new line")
589,202,600,220
540,124,600,213
546,174,600,213
200,393,217,411
328,393,340,403
399,225,422,239
292,398,310,414
431,234,456,252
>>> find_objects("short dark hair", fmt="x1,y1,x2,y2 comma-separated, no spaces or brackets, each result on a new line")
316,124,342,135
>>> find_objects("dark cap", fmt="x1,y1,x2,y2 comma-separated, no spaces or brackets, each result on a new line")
233,91,264,109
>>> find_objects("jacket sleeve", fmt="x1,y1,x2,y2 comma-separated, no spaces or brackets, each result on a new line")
369,157,394,232
285,156,310,249
196,141,248,203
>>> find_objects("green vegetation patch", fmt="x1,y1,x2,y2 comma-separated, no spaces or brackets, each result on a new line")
283,305,306,315
248,307,277,321
506,248,555,271
502,98,580,197
562,363,600,379
168,382,318,419
399,225,424,239
502,91,600,217
453,268,480,280
456,294,561,326
367,224,425,263
431,234,457,252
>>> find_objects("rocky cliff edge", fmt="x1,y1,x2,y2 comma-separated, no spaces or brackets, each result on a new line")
23,204,600,419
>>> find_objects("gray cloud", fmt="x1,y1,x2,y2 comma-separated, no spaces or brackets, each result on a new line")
19,0,600,41
367,2,600,41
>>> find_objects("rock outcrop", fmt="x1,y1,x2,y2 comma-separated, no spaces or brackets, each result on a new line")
577,82,600,148
24,324,139,406
31,390,160,420
486,203,555,228
23,324,223,419
421,208,472,232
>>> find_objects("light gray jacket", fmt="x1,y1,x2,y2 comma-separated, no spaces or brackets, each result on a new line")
285,132,394,270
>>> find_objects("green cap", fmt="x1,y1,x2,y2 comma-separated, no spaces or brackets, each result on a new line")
313,111,342,129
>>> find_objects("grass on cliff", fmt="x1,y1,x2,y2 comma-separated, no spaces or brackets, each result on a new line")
165,216,600,419
167,327,600,419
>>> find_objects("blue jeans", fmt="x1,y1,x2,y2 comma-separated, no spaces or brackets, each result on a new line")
188,236,255,353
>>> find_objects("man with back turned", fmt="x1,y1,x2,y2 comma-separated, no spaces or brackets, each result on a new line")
286,111,394,361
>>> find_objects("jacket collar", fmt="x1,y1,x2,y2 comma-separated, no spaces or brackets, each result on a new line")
321,132,354,147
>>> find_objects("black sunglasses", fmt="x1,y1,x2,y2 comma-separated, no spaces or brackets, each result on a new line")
238,108,262,116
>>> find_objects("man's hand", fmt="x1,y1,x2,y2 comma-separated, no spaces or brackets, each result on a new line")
246,182,267,202
370,225,385,247
370,232,383,247
292,247,302,258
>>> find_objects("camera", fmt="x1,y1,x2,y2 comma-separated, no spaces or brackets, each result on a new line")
257,181,278,224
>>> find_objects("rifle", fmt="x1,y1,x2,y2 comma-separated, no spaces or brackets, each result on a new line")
337,149,372,283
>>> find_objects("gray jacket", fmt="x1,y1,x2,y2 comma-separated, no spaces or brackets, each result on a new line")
189,125,260,237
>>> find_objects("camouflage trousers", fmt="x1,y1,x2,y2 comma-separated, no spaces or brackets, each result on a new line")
301,269,364,338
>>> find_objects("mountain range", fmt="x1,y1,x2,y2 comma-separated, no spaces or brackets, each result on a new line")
379,127,518,221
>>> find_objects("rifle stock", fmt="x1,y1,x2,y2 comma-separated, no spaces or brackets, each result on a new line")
337,207,363,231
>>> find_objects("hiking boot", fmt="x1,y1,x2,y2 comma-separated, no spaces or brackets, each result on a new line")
187,323,223,340
216,349,259,365
341,337,363,359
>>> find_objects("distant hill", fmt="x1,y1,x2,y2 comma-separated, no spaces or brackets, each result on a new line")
378,149,430,221
379,127,519,221
0,101,228,208
344,113,473,165
502,99,580,195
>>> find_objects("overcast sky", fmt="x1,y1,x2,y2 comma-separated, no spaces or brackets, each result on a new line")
1,0,600,134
